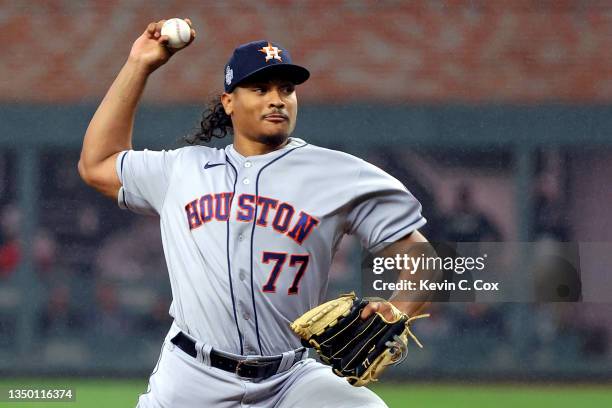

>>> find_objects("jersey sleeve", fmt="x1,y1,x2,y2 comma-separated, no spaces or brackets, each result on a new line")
346,160,427,253
115,149,179,216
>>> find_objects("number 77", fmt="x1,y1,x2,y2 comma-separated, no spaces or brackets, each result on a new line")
261,252,310,295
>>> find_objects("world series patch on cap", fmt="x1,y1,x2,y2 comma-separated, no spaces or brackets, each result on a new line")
224,40,310,92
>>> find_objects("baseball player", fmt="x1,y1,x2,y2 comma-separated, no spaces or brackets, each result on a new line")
79,19,431,408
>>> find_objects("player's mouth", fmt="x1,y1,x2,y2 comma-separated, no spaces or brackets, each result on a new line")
263,113,289,123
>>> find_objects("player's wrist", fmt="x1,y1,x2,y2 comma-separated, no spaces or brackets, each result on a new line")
125,55,157,76
390,300,425,317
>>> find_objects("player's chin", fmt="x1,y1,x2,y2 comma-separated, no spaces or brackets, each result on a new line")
256,132,290,147
257,124,292,145
258,131,289,146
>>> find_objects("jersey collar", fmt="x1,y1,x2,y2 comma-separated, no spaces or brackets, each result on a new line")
225,137,306,165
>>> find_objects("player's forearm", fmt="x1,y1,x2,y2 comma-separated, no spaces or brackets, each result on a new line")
390,255,442,317
379,231,441,316
391,260,442,316
79,58,150,173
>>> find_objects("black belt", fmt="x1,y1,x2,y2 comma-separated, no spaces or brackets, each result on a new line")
170,331,305,379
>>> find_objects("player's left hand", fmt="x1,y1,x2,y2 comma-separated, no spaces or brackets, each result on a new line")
360,301,396,321
362,300,427,321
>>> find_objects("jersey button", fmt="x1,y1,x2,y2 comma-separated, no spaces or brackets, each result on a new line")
239,271,246,281
244,161,252,168
243,312,250,321
243,178,250,185
238,234,244,241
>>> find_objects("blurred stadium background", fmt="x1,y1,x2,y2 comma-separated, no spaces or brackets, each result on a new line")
1,0,612,406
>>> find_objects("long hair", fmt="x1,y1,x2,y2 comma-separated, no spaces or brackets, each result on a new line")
184,94,233,145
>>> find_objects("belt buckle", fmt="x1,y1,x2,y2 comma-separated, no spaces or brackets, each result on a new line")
235,358,269,378
234,359,247,376
235,359,259,377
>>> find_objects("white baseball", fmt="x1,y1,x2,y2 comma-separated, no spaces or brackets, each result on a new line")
161,18,191,49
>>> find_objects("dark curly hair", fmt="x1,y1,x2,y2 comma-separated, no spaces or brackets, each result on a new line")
184,94,233,145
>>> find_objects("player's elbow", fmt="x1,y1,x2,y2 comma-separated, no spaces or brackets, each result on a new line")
77,155,122,200
77,159,104,190
77,159,89,183
78,159,95,186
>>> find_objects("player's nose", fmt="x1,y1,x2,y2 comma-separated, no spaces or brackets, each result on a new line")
267,87,286,108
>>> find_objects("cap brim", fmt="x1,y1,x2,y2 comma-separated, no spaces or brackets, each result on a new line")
231,64,310,91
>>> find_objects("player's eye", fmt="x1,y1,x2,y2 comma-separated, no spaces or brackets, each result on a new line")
282,85,295,94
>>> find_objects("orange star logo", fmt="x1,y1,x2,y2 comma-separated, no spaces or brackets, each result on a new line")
259,42,283,62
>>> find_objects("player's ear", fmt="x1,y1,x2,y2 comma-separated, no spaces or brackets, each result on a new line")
221,92,233,116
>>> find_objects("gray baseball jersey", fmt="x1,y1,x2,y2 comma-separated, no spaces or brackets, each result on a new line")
116,137,426,356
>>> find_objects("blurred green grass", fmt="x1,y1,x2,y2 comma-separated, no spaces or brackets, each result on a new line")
376,383,612,408
0,379,611,407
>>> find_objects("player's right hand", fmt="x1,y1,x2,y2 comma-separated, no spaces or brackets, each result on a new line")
128,18,196,73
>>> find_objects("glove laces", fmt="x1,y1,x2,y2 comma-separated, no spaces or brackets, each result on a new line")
404,313,430,348
385,313,430,365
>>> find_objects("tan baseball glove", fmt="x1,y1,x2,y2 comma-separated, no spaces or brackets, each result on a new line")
290,292,429,386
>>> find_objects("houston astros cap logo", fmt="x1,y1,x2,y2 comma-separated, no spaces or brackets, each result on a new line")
223,40,310,92
225,66,233,86
259,42,282,62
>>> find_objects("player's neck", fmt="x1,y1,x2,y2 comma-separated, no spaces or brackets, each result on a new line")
232,135,289,157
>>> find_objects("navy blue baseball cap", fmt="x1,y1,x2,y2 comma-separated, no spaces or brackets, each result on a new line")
224,40,310,92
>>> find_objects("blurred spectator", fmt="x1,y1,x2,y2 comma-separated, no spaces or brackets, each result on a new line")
532,303,609,361
94,217,167,283
0,239,19,278
91,281,130,337
533,172,570,241
138,297,172,335
455,304,507,338
0,204,20,278
441,186,505,339
34,229,58,274
39,284,85,336
0,204,59,279
55,160,82,195
61,204,103,277
0,155,7,203
443,183,502,242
